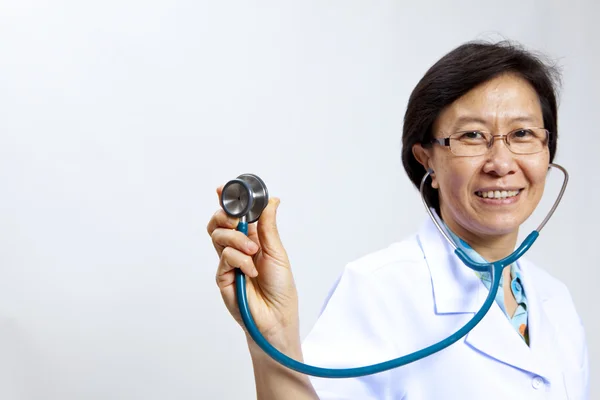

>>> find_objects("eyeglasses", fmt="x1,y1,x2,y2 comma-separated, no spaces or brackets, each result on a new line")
429,127,550,157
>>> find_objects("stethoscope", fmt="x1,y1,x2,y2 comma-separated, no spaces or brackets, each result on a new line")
219,164,569,378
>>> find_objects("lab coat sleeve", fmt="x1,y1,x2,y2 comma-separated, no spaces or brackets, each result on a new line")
301,263,405,400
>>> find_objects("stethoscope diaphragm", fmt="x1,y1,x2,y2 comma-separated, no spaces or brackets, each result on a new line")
220,173,269,223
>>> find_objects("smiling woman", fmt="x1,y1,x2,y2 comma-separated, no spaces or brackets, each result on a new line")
413,73,551,248
207,40,589,400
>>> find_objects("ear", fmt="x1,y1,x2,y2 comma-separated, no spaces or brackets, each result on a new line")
412,143,439,189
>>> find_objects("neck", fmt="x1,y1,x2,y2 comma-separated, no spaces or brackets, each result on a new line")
440,213,518,263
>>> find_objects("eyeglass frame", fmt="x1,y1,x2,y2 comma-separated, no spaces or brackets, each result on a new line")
427,127,551,157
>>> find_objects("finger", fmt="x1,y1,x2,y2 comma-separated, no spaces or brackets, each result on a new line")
211,227,259,257
216,247,259,287
216,185,224,198
206,209,239,236
256,197,285,255
247,221,259,244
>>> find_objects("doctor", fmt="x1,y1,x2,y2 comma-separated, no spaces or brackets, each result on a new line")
207,40,589,399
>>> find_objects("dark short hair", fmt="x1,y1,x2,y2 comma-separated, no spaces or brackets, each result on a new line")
401,40,562,214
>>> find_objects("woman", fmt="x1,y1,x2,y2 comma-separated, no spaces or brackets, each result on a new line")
207,41,589,399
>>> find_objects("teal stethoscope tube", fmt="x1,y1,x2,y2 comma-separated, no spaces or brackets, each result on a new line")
232,163,568,378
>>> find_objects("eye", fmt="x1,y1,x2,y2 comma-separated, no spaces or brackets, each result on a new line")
458,131,485,140
513,129,533,138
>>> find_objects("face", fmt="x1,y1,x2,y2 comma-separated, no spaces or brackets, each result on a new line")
414,73,550,241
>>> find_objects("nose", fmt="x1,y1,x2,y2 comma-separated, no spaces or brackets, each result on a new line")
482,135,517,176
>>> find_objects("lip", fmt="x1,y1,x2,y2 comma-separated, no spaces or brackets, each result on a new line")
474,189,523,205
475,187,524,192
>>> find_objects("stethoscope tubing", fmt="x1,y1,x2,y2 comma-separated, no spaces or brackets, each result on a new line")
230,163,569,378
236,255,500,378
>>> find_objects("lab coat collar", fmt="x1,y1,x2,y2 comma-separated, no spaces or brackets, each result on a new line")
417,217,482,314
417,218,557,380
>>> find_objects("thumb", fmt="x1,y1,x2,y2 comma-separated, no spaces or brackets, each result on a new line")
257,197,285,257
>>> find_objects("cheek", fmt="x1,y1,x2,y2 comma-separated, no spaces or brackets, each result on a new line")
444,174,465,197
436,161,480,206
522,157,549,189
439,160,478,192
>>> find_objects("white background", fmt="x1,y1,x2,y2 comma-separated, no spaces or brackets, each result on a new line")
0,1,598,399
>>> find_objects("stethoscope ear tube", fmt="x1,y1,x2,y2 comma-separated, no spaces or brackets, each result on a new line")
536,163,569,233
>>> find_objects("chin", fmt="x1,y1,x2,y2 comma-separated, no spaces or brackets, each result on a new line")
471,214,522,236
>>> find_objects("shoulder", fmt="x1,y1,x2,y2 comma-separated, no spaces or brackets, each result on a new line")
316,233,434,317
302,234,431,395
344,233,427,277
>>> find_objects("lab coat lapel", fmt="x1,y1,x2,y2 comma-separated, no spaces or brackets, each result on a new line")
418,219,551,379
464,292,546,377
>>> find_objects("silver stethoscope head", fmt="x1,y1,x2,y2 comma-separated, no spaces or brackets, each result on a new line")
419,163,569,251
220,173,269,223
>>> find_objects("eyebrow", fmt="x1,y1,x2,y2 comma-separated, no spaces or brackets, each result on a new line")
450,115,540,131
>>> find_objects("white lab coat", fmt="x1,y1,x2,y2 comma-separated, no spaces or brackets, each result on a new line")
302,218,589,399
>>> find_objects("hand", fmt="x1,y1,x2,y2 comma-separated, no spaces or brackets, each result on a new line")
207,187,300,350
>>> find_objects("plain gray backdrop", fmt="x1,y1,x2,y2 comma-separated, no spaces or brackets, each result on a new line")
1,1,598,399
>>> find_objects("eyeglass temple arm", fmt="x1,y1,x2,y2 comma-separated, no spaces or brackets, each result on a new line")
430,137,450,146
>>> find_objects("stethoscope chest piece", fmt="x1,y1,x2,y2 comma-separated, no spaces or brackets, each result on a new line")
220,173,269,223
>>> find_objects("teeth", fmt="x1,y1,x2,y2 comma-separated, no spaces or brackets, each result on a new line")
476,190,520,199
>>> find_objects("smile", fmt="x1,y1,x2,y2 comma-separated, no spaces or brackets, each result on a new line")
475,189,522,199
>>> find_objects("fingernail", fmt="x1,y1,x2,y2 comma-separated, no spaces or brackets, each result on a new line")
251,268,259,278
247,241,258,252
